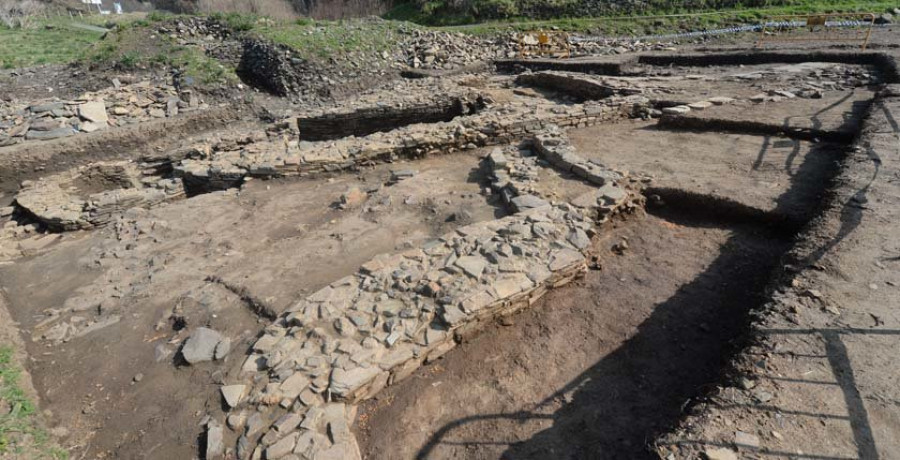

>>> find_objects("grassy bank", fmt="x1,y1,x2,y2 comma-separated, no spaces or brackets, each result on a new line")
0,346,67,459
0,14,233,85
0,19,105,69
388,0,898,33
81,20,238,85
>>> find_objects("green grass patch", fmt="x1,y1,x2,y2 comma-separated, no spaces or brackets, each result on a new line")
210,12,259,31
0,20,104,69
0,346,67,459
79,22,238,86
388,0,898,33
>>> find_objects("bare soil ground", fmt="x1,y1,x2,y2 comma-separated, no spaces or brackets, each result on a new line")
569,120,844,222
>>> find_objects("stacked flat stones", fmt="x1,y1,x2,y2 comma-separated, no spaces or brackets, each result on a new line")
175,97,622,190
15,161,184,231
0,80,204,147
208,125,640,460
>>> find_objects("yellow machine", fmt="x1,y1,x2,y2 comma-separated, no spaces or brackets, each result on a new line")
518,30,571,58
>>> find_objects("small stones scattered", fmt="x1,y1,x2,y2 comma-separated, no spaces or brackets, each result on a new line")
612,239,630,254
389,169,417,183
734,430,761,450
703,447,738,460
340,187,367,208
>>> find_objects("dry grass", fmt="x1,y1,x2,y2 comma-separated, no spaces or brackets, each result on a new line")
195,0,298,20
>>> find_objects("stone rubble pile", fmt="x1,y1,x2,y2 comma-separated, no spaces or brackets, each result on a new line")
15,161,185,231
0,80,206,147
484,127,634,220
156,16,233,43
569,37,678,56
401,28,508,69
398,29,677,69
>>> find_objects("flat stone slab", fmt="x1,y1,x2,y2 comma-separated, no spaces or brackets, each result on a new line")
181,327,224,364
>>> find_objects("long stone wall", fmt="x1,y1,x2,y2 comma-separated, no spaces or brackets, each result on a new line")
208,128,640,460
516,72,616,100
495,58,628,75
174,98,628,191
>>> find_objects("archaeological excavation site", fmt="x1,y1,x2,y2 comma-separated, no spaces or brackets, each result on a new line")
1,3,899,460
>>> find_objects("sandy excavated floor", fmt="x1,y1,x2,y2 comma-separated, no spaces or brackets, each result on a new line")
0,41,898,460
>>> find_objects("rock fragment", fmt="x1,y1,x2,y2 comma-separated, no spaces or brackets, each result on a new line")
221,384,247,408
734,430,761,450
77,100,109,124
181,327,225,364
206,420,225,460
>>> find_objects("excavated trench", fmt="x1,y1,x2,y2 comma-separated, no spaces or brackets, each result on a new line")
356,195,799,459
1,50,892,460
355,82,866,459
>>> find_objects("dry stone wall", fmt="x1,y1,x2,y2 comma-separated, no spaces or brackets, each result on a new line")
486,127,633,220
0,80,205,148
175,98,627,191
